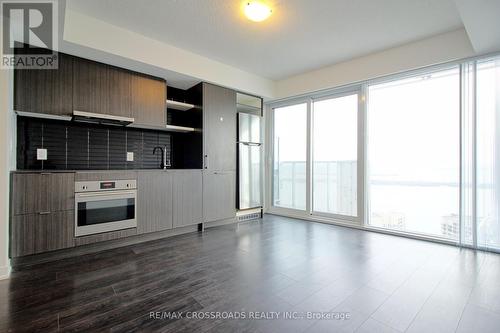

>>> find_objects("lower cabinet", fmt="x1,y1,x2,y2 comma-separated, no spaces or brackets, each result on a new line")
11,210,75,257
137,171,173,234
203,170,236,223
172,170,203,228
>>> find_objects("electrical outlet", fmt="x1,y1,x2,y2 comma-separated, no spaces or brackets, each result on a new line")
126,152,134,162
37,148,47,161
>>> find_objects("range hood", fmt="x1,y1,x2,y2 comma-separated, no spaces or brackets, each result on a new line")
72,110,134,126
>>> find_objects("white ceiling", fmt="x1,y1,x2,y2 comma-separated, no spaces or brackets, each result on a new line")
67,0,463,80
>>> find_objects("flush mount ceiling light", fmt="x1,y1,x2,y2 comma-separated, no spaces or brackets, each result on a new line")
244,1,272,22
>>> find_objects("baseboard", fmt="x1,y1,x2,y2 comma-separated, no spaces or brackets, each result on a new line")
0,262,11,280
204,217,236,229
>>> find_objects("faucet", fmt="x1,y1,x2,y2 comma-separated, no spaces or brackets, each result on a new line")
153,146,169,169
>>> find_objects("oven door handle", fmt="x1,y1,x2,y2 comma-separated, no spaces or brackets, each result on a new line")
76,191,137,198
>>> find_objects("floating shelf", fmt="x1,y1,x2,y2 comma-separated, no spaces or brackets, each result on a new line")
165,124,197,133
166,100,195,111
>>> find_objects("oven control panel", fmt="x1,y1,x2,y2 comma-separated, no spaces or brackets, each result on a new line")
75,179,137,192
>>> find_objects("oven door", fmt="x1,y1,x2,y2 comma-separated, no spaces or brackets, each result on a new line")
75,190,137,237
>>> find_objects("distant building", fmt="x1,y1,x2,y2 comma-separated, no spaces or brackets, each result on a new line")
371,212,406,231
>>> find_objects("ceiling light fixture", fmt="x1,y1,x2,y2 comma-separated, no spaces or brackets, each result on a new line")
244,1,272,22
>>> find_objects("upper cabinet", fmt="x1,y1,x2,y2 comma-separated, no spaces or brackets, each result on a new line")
73,57,132,119
130,73,166,128
14,52,73,116
14,50,167,129
203,83,237,171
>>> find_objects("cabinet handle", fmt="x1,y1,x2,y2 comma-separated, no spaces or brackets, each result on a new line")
204,154,209,169
38,211,51,215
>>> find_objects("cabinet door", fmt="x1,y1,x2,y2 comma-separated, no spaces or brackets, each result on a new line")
203,170,236,222
14,52,73,116
11,173,74,215
131,74,166,127
203,83,236,171
137,171,173,233
108,66,132,118
173,171,202,228
11,211,75,257
73,57,109,114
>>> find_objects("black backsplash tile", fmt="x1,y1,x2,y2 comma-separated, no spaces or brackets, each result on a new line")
17,117,171,170
126,130,142,169
67,124,89,170
143,131,160,169
109,128,126,170
89,127,108,170
43,122,67,170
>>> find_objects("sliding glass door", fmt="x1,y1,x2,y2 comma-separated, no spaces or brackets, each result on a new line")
367,67,460,239
272,102,307,210
312,93,359,219
268,55,500,252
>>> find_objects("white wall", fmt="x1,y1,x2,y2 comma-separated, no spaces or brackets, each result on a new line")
0,68,13,279
274,29,476,100
63,9,276,98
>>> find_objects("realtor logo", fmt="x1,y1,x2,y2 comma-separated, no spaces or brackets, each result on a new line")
1,0,58,69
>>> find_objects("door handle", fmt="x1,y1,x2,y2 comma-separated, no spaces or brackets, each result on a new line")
76,191,136,198
38,211,51,215
204,154,209,169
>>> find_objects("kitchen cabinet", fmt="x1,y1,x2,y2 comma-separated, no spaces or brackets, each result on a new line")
137,171,173,233
203,170,236,223
11,210,74,257
14,52,73,116
72,57,110,116
203,83,237,171
131,73,166,128
172,170,202,228
11,173,74,215
73,58,132,118
108,66,132,118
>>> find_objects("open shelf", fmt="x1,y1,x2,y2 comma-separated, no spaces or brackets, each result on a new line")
165,124,198,133
166,100,195,111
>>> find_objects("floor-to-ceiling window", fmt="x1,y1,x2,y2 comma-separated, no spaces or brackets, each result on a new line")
477,58,500,250
312,93,359,218
268,55,500,252
272,102,307,210
367,67,460,239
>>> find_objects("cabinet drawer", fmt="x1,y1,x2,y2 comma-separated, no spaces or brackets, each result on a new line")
11,173,74,215
11,211,75,257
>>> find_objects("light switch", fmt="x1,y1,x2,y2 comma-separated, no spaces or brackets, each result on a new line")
37,148,47,161
126,152,134,162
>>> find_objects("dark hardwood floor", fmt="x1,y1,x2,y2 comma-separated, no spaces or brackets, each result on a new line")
1,214,500,332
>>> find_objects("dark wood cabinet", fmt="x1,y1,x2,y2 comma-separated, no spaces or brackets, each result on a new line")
137,171,173,234
14,52,73,116
11,173,74,215
14,51,167,128
108,66,132,118
131,74,166,128
73,58,132,118
10,173,75,257
72,57,109,115
172,170,202,228
203,83,236,171
11,211,74,257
